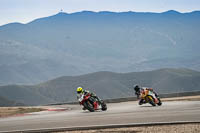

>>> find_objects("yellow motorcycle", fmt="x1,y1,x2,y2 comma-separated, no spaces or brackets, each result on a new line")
139,89,162,106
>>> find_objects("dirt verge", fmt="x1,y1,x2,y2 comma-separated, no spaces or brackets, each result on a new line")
162,95,200,101
57,123,200,133
0,107,45,118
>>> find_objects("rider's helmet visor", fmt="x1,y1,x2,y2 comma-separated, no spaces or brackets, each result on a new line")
77,91,82,94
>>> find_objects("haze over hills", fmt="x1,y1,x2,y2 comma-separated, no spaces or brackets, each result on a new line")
0,68,200,106
0,10,200,85
0,95,24,107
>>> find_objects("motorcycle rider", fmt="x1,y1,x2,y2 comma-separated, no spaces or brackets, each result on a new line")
134,85,159,105
76,87,101,109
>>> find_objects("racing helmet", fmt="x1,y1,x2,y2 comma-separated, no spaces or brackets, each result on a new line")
134,85,140,92
77,87,83,94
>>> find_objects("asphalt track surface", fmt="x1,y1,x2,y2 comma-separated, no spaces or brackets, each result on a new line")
0,100,200,132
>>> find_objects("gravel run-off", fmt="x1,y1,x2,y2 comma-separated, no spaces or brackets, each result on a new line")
56,123,200,133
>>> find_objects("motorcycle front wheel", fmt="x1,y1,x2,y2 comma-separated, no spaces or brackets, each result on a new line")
83,100,95,112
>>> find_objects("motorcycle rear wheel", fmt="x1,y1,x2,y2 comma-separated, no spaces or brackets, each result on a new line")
157,98,162,106
101,101,107,111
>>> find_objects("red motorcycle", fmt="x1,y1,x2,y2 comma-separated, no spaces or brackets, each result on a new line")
78,93,107,112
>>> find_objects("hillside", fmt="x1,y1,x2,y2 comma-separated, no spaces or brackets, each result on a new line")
0,11,200,85
0,95,24,107
0,85,56,106
0,68,200,106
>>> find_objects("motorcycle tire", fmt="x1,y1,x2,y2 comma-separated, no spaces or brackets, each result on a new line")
83,101,95,112
139,99,145,105
101,101,107,111
157,98,162,106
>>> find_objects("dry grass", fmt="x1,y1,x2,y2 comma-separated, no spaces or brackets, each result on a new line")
0,107,45,118
58,124,200,133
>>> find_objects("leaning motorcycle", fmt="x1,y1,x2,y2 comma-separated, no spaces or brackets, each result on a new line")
139,90,162,106
78,93,107,112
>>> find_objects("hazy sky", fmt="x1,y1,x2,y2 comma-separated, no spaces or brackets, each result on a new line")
0,0,200,26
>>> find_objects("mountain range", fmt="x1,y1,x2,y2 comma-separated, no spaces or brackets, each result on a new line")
0,95,24,107
0,68,200,106
0,10,200,85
